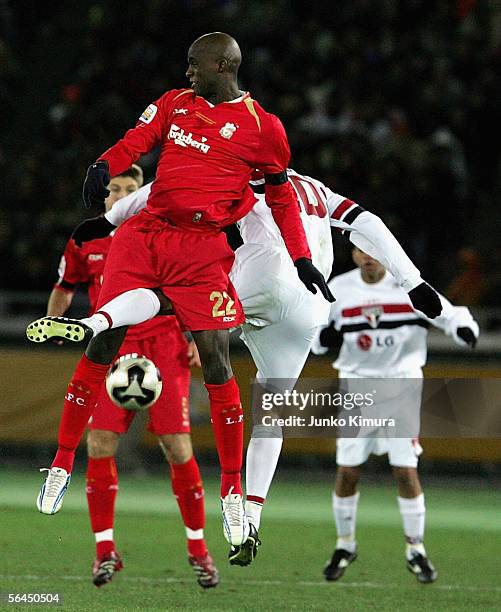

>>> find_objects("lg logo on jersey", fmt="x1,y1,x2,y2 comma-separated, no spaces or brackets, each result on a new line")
357,334,394,351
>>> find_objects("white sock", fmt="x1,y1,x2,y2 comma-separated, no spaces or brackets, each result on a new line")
81,313,111,337
398,494,426,559
185,527,204,540
245,500,264,531
83,289,161,335
333,492,359,553
245,435,283,500
95,528,114,543
245,433,283,531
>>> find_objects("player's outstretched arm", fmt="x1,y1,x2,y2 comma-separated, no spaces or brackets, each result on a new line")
71,215,116,246
47,287,74,318
327,192,441,317
424,292,479,347
407,282,442,319
82,92,172,208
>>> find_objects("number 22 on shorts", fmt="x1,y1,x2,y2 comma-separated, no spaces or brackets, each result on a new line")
210,290,237,321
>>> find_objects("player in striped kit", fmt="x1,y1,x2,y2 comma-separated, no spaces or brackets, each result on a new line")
312,247,478,583
73,168,443,566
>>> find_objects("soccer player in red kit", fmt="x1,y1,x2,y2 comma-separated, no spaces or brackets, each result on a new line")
45,165,219,588
27,32,333,547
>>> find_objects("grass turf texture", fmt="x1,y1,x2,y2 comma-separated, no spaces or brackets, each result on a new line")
0,470,500,611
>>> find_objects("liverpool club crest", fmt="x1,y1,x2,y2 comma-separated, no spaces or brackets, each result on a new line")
219,122,238,139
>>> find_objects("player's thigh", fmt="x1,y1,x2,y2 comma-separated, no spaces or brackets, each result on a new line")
160,229,244,333
336,437,377,467
387,438,422,468
96,218,159,310
241,314,319,380
89,381,136,438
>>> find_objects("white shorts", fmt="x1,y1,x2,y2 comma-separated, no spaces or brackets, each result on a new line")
336,437,423,468
232,244,327,381
231,243,330,329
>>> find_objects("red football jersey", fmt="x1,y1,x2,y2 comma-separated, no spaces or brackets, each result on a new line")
99,89,311,261
54,236,176,340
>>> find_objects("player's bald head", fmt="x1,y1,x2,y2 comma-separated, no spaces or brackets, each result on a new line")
188,32,241,74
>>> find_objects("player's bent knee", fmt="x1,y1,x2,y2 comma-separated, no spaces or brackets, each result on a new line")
336,466,361,490
192,330,233,384
393,466,421,491
251,424,283,439
85,327,128,364
158,433,193,464
151,288,174,315
87,429,120,458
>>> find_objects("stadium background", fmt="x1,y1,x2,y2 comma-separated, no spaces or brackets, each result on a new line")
1,1,501,610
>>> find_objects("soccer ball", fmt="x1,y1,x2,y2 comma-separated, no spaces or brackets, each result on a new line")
105,353,162,411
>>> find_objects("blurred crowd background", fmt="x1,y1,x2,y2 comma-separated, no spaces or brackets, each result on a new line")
2,0,501,306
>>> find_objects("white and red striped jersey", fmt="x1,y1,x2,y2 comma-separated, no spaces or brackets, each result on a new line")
312,268,479,377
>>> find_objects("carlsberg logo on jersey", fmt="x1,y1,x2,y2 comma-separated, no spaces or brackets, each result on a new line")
168,124,210,154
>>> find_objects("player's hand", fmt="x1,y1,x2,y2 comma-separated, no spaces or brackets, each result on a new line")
187,340,201,368
408,282,442,318
71,216,116,247
295,258,335,302
82,160,110,209
456,327,477,349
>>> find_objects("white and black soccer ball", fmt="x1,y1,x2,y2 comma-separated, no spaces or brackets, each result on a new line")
105,353,162,411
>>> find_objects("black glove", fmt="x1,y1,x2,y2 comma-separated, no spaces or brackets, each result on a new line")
319,323,338,349
408,282,442,318
456,327,477,348
295,258,335,303
71,216,116,247
82,160,110,209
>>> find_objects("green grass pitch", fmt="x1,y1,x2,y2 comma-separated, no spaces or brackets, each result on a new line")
1,469,500,611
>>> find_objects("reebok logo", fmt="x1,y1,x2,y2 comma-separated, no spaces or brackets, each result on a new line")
168,124,210,154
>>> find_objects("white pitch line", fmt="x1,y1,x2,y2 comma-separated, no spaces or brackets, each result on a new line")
1,575,501,593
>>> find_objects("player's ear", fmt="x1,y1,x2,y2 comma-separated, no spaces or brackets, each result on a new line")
217,58,228,72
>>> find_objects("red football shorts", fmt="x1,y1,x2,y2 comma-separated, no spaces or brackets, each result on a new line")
96,211,245,331
90,323,191,436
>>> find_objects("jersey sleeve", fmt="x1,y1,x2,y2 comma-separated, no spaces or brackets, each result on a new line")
256,113,311,261
327,191,422,292
105,183,152,226
99,90,180,176
54,239,89,292
425,293,480,345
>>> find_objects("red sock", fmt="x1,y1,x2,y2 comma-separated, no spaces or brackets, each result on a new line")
51,355,109,472
170,456,207,558
86,456,118,558
205,377,243,497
